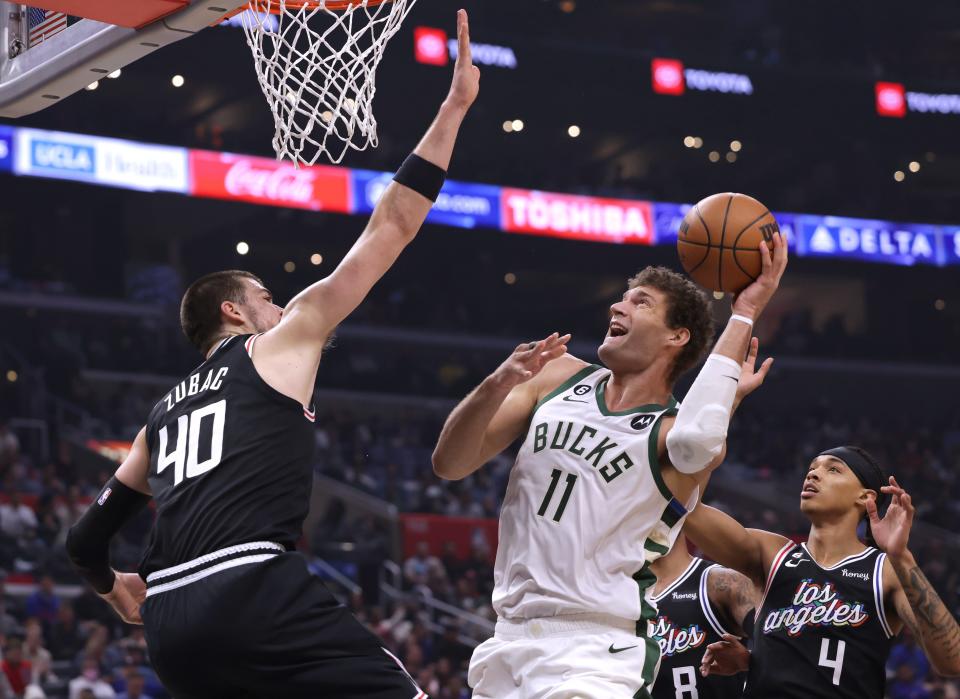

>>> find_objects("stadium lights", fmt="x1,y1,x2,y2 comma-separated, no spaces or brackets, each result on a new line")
108,69,121,79
504,272,517,285
909,161,921,173
284,261,296,273
171,74,185,88
894,170,905,182
683,136,695,148
310,253,323,265
86,81,98,91
708,150,720,163
559,0,576,13
935,299,945,311
502,120,514,133
693,137,703,148
236,241,250,255
568,125,581,138
5,370,16,383
512,119,525,132
730,140,742,152
726,152,737,163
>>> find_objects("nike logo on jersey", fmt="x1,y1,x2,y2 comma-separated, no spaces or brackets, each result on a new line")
562,396,590,403
608,644,638,654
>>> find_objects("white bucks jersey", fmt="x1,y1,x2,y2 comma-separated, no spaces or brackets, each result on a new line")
492,365,697,624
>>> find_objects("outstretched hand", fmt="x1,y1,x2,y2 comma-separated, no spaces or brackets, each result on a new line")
490,333,571,391
701,634,750,677
446,10,481,111
731,228,788,321
735,337,774,405
866,476,915,560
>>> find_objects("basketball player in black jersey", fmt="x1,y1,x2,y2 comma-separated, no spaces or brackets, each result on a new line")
63,11,480,698
649,532,757,699
684,448,960,698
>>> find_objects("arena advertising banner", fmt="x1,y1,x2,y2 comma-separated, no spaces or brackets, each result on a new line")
352,169,502,229
651,58,755,97
652,202,800,250
501,189,655,245
13,128,188,192
188,150,351,212
875,81,960,118
399,513,498,563
0,125,12,173
943,227,960,266
797,215,943,266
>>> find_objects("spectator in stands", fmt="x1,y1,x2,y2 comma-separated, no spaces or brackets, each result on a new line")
403,542,446,592
0,579,20,637
0,494,37,540
23,577,58,627
21,619,53,687
115,670,152,699
0,420,19,470
1,637,32,698
68,657,115,699
46,604,83,662
888,662,932,699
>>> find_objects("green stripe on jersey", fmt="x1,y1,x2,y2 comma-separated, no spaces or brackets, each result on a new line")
647,410,678,501
595,377,677,417
633,636,662,699
532,364,602,415
644,539,669,555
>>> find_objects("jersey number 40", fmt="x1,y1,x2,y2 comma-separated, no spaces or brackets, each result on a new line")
157,400,227,486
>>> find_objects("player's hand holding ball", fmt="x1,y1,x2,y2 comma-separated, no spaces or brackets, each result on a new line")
491,333,571,391
677,192,788,321
445,9,481,112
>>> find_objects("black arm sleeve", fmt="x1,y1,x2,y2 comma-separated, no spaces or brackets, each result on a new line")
65,477,150,594
741,607,756,640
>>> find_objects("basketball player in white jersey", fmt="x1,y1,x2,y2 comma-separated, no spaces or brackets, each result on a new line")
433,234,787,697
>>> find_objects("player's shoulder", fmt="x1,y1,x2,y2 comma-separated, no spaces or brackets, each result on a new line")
531,354,599,405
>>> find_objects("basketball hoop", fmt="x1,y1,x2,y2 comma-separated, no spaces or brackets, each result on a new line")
241,0,417,165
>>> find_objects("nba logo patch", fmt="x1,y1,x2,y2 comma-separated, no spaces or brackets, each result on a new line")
98,488,112,506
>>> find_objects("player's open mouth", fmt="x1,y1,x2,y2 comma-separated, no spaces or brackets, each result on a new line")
609,322,628,337
801,483,818,498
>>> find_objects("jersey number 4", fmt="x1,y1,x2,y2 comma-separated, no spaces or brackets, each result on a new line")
157,400,226,486
818,638,846,686
537,468,577,522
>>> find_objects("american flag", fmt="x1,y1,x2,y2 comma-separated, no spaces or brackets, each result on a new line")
28,7,68,48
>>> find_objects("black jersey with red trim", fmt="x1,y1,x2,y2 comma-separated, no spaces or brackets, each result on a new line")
744,542,894,699
649,557,745,699
139,334,316,578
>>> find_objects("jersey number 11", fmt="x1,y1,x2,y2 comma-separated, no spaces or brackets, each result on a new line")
537,468,577,523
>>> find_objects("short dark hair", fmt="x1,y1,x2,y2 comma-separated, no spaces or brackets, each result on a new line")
180,270,262,353
628,266,715,383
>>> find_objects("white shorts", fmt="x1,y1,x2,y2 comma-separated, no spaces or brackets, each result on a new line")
468,614,661,699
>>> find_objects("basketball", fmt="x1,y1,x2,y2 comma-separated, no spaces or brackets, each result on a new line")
677,192,780,294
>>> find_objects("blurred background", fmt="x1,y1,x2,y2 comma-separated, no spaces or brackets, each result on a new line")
0,1,959,697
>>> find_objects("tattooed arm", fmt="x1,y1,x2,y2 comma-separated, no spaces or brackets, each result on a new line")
868,477,960,677
707,566,759,638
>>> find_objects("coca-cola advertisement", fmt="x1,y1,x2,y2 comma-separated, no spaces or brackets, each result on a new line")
189,150,351,212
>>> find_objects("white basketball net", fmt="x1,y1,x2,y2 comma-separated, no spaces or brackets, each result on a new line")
241,0,416,165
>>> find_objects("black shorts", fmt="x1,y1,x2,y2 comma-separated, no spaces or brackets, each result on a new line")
141,547,425,699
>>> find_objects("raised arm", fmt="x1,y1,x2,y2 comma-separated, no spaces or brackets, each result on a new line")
663,232,786,476
252,10,480,397
683,503,790,588
432,334,579,480
66,427,152,624
870,477,960,677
